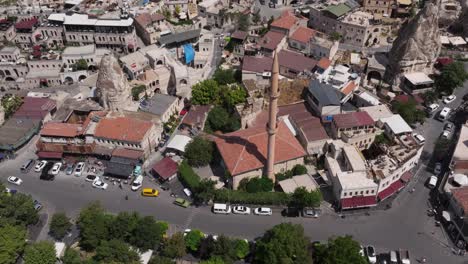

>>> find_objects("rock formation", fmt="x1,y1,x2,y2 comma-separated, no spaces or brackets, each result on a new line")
95,55,132,111
384,1,441,86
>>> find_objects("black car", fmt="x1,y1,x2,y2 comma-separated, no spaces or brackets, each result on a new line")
281,207,300,217
40,162,55,181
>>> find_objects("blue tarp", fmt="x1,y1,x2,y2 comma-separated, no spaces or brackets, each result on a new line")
183,44,194,65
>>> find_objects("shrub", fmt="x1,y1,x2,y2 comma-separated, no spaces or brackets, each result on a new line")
178,160,201,190
131,85,146,101
292,164,307,175
184,137,214,167
245,177,273,193
214,190,291,205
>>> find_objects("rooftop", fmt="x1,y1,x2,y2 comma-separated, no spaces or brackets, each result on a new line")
13,97,57,120
152,157,178,179
63,13,134,27
333,111,374,129
316,57,332,70
271,11,299,30
214,121,306,176
181,105,212,127
139,94,178,116
404,72,434,85
94,116,153,143
343,145,367,171
158,29,201,45
278,50,317,73
15,18,38,30
40,123,83,138
231,30,248,40
381,114,412,135
325,3,352,18
278,174,318,193
290,26,316,43
242,56,273,73
452,186,468,215
453,123,468,162
62,45,96,56
259,31,286,51
0,118,41,150
337,171,377,190
135,12,165,28
359,105,393,122
308,79,341,106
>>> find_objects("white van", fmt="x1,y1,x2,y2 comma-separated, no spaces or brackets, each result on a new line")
438,107,451,121
131,175,143,191
389,250,398,264
212,203,231,214
413,133,425,145
428,176,438,188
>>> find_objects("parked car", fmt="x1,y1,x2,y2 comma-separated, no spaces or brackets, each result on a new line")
40,162,55,181
426,103,439,114
443,94,456,104
233,205,251,215
20,159,35,173
302,207,321,218
92,180,108,190
281,207,300,217
428,175,438,189
366,245,377,264
65,164,74,175
441,130,451,139
389,250,398,264
359,246,365,257
213,203,232,214
142,188,159,197
434,162,442,175
444,122,455,133
254,207,272,216
174,198,191,208
413,133,425,145
7,176,23,185
50,162,62,175
183,188,192,197
34,160,47,172
33,200,42,211
74,162,85,177
85,175,99,182
131,175,144,191
438,107,451,121
160,184,170,191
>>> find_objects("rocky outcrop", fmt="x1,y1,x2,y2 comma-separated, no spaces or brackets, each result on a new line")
384,1,441,86
95,55,132,111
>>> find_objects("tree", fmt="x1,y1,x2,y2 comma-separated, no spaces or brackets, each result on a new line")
244,177,273,193
234,239,249,259
77,202,112,251
24,241,57,264
174,4,181,15
162,232,186,258
199,235,217,260
185,229,204,252
237,13,250,31
94,239,140,263
392,99,426,125
131,85,146,101
213,69,236,85
422,90,438,105
193,179,216,205
184,136,214,167
62,248,82,264
211,235,237,263
0,225,27,264
291,187,322,209
0,192,38,226
433,138,451,160
49,212,72,240
73,59,88,71
1,95,23,119
313,236,367,264
206,106,240,133
435,61,468,95
330,32,342,41
292,164,307,176
200,256,225,264
129,216,167,251
149,255,175,264
109,211,139,242
191,79,221,105
220,85,247,108
255,223,310,264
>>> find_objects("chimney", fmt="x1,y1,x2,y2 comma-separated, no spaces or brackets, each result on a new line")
266,51,279,182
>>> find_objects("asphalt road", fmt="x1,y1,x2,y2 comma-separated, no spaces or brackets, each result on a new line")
1,81,468,263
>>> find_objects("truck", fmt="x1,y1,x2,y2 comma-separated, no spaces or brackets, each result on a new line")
398,249,411,264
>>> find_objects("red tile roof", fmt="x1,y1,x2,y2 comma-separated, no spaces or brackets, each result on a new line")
94,116,153,143
214,121,306,176
394,94,424,104
378,180,404,201
231,30,248,40
152,157,178,180
278,49,317,73
452,187,468,216
135,12,165,27
112,148,144,160
13,97,56,120
242,56,273,73
297,118,329,142
341,196,377,209
271,11,298,30
15,18,38,30
181,105,212,127
333,111,375,129
341,81,357,95
259,31,286,51
317,57,332,70
40,123,82,138
400,170,413,183
290,26,316,43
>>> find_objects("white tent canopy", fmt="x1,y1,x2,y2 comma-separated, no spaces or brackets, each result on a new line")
166,135,192,153
453,174,468,186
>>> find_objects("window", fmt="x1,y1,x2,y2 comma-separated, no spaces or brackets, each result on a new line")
365,190,369,194
371,190,375,193
343,192,347,196
360,191,363,195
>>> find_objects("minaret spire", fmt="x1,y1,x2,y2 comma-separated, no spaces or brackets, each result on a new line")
266,51,279,182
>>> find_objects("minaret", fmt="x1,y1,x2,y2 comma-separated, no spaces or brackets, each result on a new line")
266,52,279,182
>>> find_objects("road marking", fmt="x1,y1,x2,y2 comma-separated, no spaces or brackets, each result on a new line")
184,207,199,229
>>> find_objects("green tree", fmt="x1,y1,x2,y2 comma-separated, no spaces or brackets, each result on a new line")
149,255,175,264
62,248,82,264
185,229,204,252
245,177,274,193
435,61,468,95
24,241,56,264
94,239,139,263
49,212,72,240
129,216,167,251
255,223,310,264
206,106,240,133
291,187,322,209
212,235,237,263
199,235,217,259
184,136,214,167
237,13,250,31
330,32,342,41
193,179,216,205
0,192,38,226
174,4,181,15
73,59,88,71
433,138,451,160
213,69,236,85
392,99,426,125
0,225,27,264
422,90,438,105
191,79,221,105
234,239,249,259
77,202,112,251
131,85,146,101
292,164,307,175
1,95,23,119
109,211,139,242
200,256,225,264
162,232,186,258
220,84,247,108
313,236,367,264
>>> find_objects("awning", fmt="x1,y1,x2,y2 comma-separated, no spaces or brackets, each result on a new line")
400,171,413,183
442,211,451,222
378,180,404,201
37,151,63,159
341,196,377,209
166,135,192,153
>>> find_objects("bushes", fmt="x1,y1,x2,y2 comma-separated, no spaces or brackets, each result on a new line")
214,190,291,205
178,160,201,190
238,177,273,193
205,106,241,133
131,85,146,101
275,164,308,182
184,137,214,167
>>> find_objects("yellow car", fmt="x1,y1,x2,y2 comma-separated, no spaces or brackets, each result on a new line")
141,188,159,197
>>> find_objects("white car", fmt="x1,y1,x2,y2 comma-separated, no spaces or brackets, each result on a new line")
434,162,442,175
74,162,85,177
233,205,251,215
426,103,439,113
34,160,47,172
366,245,377,264
131,175,143,191
85,175,100,182
443,95,456,104
50,162,62,175
7,176,23,185
428,175,438,189
254,207,272,216
92,180,108,190
441,130,451,139
183,188,192,197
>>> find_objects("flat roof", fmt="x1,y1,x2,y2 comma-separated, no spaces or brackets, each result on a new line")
453,123,468,162
63,13,133,27
359,105,393,122
381,114,412,135
139,94,178,116
279,174,318,193
62,44,95,56
0,118,41,150
404,72,434,85
48,13,66,22
337,171,378,190
343,145,366,172
166,135,192,152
